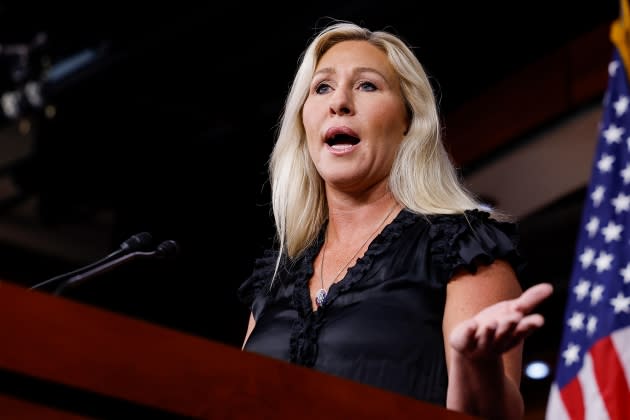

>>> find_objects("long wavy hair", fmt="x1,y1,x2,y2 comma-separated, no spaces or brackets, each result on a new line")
269,21,494,264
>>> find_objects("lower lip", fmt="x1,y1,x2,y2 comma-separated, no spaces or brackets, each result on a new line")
326,143,357,155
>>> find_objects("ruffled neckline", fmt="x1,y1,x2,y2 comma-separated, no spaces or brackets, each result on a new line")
288,208,417,366
296,208,417,313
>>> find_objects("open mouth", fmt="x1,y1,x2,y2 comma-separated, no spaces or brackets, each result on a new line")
325,134,360,147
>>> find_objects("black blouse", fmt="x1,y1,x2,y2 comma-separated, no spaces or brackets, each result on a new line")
237,208,525,406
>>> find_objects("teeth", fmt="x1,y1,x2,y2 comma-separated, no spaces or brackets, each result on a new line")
331,144,353,152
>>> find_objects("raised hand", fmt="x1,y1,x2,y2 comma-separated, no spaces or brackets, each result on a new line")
449,282,554,360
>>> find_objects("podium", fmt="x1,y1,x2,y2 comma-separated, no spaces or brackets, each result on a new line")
0,281,477,419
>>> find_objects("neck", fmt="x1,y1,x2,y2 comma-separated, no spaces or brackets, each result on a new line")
315,202,399,308
325,198,400,244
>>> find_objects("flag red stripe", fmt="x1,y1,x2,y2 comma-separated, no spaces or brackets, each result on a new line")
559,375,585,420
590,335,630,419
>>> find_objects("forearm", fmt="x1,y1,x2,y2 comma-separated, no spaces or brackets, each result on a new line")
446,352,524,420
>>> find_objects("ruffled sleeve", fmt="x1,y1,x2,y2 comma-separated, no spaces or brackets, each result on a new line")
237,249,279,316
428,209,526,285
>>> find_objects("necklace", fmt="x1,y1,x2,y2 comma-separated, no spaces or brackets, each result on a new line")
315,204,398,307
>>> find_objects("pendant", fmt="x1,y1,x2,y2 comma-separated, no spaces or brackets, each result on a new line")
315,288,327,307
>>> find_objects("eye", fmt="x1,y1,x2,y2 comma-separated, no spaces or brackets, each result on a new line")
358,81,377,91
315,82,332,94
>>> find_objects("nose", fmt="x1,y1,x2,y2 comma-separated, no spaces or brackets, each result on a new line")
329,87,354,116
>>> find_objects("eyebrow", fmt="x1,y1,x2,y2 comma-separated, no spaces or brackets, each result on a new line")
313,66,389,82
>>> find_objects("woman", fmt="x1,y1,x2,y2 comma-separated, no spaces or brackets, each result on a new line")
238,21,553,419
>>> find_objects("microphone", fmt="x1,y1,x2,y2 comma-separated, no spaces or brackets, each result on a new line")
30,232,155,292
53,239,180,296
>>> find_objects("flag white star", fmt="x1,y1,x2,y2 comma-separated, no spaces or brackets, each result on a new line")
591,185,606,207
567,311,585,332
595,250,614,272
590,284,605,305
597,153,615,173
614,95,630,117
551,53,630,410
579,248,595,269
586,315,598,336
601,220,624,242
585,216,600,238
562,343,581,366
612,192,630,213
602,124,624,144
574,278,591,301
610,292,630,313
609,59,620,77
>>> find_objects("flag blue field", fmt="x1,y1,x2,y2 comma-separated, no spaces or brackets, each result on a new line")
545,6,630,418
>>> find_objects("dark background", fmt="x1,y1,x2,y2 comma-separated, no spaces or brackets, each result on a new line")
0,1,620,414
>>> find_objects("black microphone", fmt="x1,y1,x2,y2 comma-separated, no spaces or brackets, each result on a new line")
53,239,180,296
30,232,155,292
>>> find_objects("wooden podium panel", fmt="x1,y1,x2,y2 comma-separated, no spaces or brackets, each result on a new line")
0,281,476,419
0,394,91,419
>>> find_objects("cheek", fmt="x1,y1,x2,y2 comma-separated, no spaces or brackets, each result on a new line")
302,102,318,136
374,112,408,143
389,103,410,134
374,108,407,164
369,98,408,134
301,114,317,156
302,102,324,151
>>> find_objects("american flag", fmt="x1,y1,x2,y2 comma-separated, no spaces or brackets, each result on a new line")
545,42,630,420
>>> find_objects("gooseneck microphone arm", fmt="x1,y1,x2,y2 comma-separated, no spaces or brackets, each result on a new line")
29,232,154,292
53,240,180,296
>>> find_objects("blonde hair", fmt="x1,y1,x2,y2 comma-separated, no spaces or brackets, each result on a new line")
269,21,494,262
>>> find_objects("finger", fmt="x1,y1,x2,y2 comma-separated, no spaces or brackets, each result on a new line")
494,314,520,341
513,283,553,313
497,334,523,353
494,313,532,352
503,328,536,352
450,319,478,352
514,314,545,336
475,320,498,351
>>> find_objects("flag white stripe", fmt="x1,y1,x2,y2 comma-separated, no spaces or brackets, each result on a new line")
610,325,630,391
545,383,570,420
579,352,611,420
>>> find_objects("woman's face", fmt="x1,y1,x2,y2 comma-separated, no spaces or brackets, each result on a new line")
302,40,409,193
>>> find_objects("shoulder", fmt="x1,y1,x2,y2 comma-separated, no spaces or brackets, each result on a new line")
426,208,519,244
422,209,525,284
237,249,280,308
